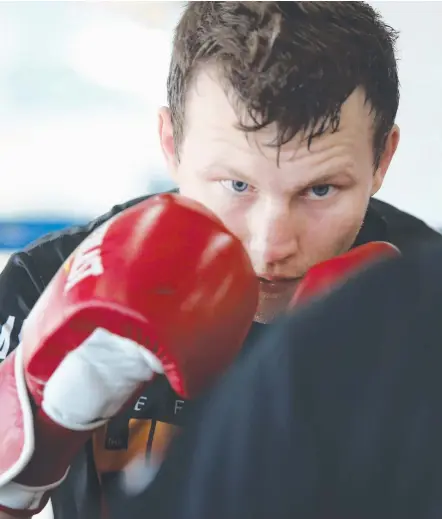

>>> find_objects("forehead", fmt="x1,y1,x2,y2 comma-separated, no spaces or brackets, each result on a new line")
184,71,374,156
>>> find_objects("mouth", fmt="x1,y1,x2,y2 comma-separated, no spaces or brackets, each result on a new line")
258,275,299,283
257,276,300,295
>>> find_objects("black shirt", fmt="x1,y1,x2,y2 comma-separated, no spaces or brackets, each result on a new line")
0,194,440,519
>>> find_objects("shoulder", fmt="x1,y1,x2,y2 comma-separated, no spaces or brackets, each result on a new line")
0,194,155,358
363,198,441,252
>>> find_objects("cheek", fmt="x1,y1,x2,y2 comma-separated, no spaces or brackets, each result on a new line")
175,168,218,216
208,199,250,244
300,190,369,265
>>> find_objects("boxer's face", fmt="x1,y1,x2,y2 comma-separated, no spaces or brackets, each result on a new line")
159,71,399,323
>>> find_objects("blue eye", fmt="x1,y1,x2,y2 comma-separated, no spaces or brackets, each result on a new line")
231,181,249,192
310,184,331,198
221,180,250,193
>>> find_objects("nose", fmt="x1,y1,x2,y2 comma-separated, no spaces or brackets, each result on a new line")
248,199,297,270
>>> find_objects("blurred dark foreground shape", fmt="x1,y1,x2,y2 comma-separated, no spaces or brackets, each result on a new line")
114,242,442,519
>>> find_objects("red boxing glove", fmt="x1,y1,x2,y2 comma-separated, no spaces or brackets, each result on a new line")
0,193,258,516
291,241,400,307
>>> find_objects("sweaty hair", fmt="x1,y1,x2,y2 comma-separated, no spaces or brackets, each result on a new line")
167,1,399,168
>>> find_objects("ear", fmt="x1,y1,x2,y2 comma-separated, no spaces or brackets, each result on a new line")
371,124,400,196
158,107,179,179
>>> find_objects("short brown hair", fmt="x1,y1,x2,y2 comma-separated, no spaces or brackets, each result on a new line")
167,2,399,167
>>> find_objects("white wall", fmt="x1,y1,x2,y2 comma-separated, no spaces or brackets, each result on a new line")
371,2,442,227
0,254,7,272
0,2,175,222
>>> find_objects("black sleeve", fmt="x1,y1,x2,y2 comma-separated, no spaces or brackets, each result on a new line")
370,198,442,252
117,243,442,519
0,253,42,361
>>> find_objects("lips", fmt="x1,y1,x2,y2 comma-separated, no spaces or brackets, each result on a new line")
257,276,300,296
258,275,296,282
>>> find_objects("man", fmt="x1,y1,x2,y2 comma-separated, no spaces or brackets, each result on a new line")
122,242,442,519
0,2,440,518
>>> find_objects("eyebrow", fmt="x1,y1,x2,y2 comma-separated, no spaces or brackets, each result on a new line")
200,163,356,190
302,170,356,187
199,164,258,185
